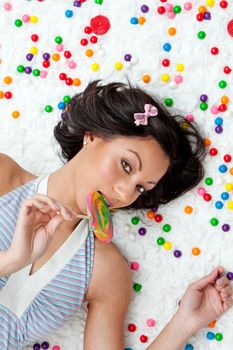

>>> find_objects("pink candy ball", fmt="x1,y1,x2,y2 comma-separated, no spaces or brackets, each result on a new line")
52,346,61,350
147,318,156,327
22,14,30,22
4,2,12,11
197,187,206,196
185,114,194,122
56,44,64,52
68,60,77,69
40,70,48,78
174,75,183,84
165,3,173,12
167,12,176,19
184,2,192,10
130,261,139,271
210,106,219,115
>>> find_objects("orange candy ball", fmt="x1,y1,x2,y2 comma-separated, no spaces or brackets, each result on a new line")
147,210,155,220
204,138,211,147
198,5,207,13
52,53,60,61
184,205,193,214
138,16,146,25
229,167,233,176
12,110,20,119
192,247,201,256
221,95,229,104
0,91,4,99
168,27,176,36
85,49,94,57
73,78,81,86
142,75,151,83
208,320,217,328
4,76,13,84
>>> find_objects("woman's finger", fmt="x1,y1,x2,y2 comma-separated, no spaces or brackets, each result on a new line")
215,276,229,291
220,285,233,298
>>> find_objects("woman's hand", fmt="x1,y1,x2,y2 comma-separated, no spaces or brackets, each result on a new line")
8,194,77,269
179,266,233,333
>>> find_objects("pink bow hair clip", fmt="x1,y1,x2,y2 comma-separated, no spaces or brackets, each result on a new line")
134,103,158,126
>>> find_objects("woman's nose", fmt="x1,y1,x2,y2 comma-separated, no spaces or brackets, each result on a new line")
114,181,135,204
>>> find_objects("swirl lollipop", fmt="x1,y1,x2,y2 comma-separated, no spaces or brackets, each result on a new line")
86,191,113,243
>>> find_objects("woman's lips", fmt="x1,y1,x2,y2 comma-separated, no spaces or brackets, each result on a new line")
98,191,113,207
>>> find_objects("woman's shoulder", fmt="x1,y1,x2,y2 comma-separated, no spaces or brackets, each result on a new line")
0,153,37,196
85,239,132,302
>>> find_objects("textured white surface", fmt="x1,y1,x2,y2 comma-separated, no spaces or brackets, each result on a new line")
0,0,233,349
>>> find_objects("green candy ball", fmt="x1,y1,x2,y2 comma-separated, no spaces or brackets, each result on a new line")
205,177,213,185
210,218,219,226
173,5,182,13
15,19,23,27
63,95,71,103
218,80,227,89
17,65,25,73
197,31,206,39
163,224,171,232
157,237,165,245
45,105,53,113
33,69,40,77
133,283,142,292
215,333,223,341
164,98,173,107
55,36,63,44
200,102,208,111
131,216,140,225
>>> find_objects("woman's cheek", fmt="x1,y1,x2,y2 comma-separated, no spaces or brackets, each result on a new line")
100,158,118,182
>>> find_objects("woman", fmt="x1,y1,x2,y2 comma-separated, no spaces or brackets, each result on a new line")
0,80,232,349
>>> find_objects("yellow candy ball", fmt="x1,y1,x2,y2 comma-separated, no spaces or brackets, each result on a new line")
206,0,215,7
225,183,233,191
164,241,172,250
30,46,38,55
30,16,38,23
227,201,233,210
161,73,170,82
114,62,123,70
176,63,184,72
91,62,100,72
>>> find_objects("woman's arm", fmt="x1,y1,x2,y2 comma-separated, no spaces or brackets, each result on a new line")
84,241,132,350
0,153,36,196
147,267,233,350
0,250,20,275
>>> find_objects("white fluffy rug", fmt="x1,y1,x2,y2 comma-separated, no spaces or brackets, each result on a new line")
0,0,233,349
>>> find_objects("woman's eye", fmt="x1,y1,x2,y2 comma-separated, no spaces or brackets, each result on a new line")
136,185,145,194
121,159,131,174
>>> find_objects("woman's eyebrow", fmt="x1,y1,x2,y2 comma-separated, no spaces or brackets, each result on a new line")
126,149,157,185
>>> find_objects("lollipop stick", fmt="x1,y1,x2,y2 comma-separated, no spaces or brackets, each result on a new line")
76,214,92,219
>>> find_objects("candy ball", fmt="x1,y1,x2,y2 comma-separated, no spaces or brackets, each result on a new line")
207,331,215,340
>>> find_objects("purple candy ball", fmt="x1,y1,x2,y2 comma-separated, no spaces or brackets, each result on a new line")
174,250,182,258
215,125,223,133
227,272,233,280
26,53,33,61
41,342,49,349
204,12,211,20
141,4,149,13
24,66,32,74
43,52,50,60
222,223,230,232
33,344,41,350
138,227,147,236
200,94,208,102
124,54,132,62
73,0,81,6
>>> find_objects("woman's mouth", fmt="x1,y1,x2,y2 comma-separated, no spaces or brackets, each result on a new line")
98,191,113,207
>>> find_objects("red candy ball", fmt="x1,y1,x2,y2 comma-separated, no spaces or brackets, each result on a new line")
203,193,212,201
209,147,218,156
154,214,163,222
157,6,166,14
64,50,72,58
80,38,88,46
5,91,12,99
42,60,50,68
90,35,98,43
59,73,67,80
140,335,148,343
128,323,137,332
162,58,170,67
220,0,228,8
196,13,204,21
218,104,227,112
211,47,219,55
224,66,232,74
84,26,92,34
65,77,73,86
31,34,39,42
224,154,232,162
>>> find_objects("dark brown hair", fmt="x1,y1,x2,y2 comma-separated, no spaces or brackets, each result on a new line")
54,80,206,209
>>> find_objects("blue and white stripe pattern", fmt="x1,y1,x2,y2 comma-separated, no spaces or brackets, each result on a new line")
0,179,94,349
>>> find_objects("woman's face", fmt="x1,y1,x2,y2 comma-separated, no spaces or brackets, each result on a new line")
74,134,170,214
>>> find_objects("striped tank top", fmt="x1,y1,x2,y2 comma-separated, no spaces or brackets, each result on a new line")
0,176,95,349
